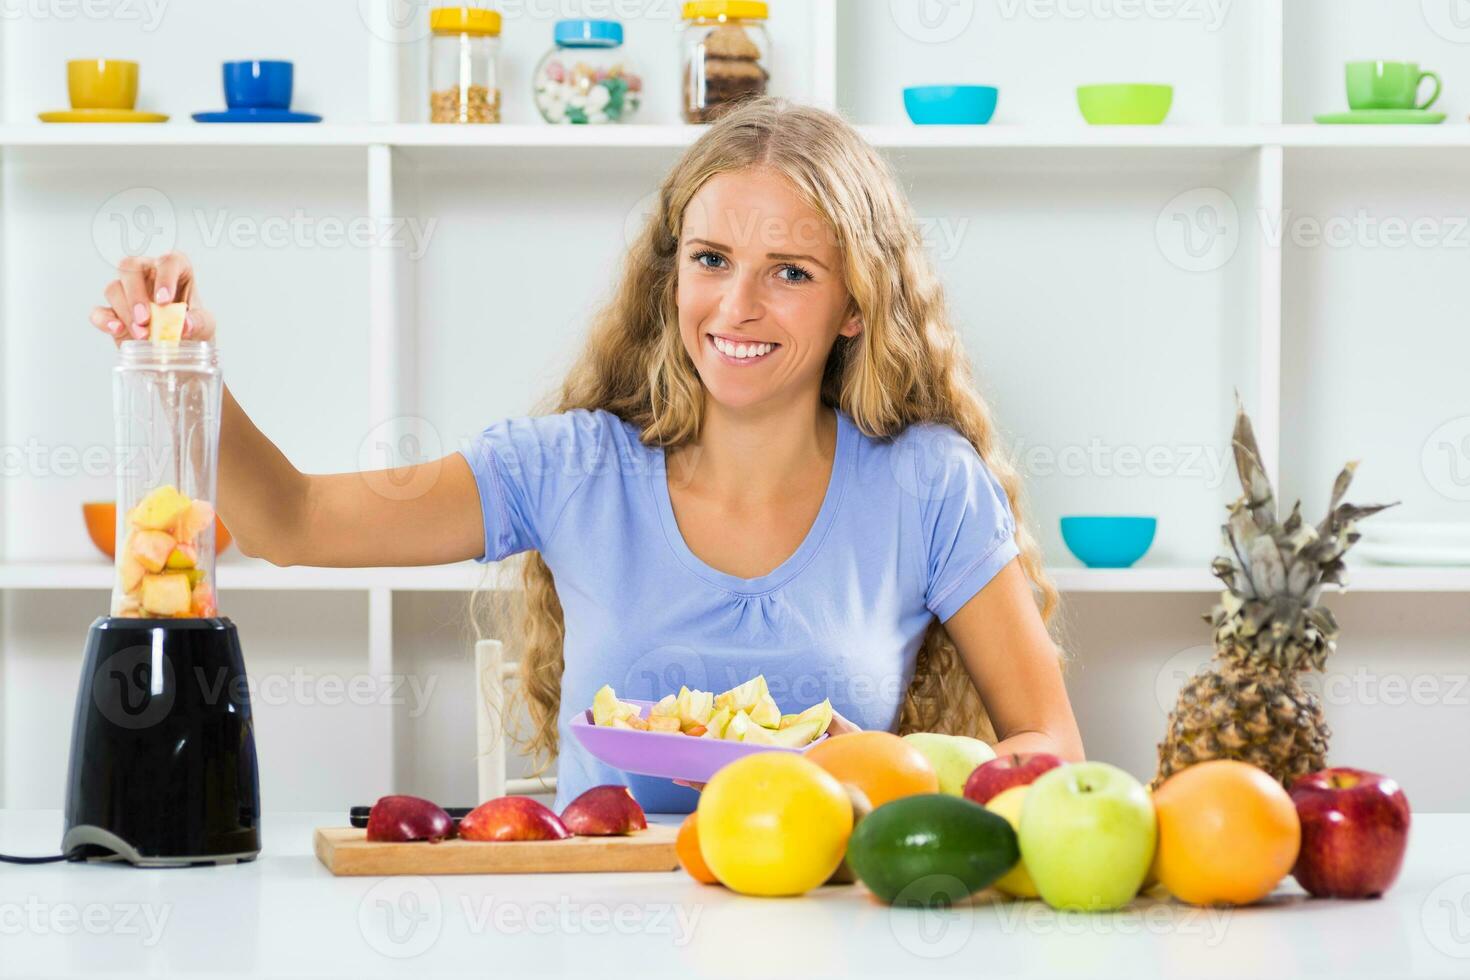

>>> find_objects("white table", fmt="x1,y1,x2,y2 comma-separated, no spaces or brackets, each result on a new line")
3,809,1469,978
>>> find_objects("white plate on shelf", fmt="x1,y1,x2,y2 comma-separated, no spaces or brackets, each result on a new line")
1354,541,1470,567
1359,523,1470,547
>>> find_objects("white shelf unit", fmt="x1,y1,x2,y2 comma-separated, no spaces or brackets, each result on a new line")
3,0,1469,811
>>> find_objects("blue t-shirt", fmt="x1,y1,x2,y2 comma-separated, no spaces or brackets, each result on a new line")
458,405,1020,814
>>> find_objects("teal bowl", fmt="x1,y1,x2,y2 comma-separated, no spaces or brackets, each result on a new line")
903,85,998,125
1060,516,1157,568
1076,83,1173,125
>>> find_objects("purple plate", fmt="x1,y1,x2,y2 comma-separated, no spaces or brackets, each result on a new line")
570,699,828,784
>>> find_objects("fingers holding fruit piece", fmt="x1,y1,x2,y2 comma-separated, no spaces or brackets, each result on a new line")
103,279,147,339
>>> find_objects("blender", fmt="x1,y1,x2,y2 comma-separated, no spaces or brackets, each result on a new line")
61,337,261,865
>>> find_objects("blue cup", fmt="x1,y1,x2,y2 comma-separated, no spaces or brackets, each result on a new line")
223,60,293,110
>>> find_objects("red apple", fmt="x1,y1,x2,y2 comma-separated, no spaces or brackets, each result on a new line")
460,796,571,842
962,752,1064,805
560,785,648,836
365,795,455,843
1289,767,1411,899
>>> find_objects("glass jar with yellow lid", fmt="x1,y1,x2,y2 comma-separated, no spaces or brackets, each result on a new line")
680,1,769,123
429,6,502,123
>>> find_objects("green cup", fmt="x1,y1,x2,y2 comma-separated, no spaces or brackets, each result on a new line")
1345,60,1441,111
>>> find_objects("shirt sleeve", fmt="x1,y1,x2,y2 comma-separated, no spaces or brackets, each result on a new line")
914,424,1022,622
457,410,606,563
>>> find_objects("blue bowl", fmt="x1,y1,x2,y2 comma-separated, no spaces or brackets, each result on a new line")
903,85,998,125
1060,516,1157,568
223,60,293,110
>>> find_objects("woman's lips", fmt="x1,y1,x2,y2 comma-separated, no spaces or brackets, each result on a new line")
706,333,779,366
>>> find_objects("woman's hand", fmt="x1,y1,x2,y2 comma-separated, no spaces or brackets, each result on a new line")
673,709,861,791
89,252,216,346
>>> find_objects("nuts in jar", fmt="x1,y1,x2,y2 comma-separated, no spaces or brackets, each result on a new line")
430,84,501,124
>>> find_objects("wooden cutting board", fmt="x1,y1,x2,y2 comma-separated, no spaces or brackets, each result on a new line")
314,825,680,876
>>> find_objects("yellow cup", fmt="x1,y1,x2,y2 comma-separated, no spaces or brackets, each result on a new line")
67,59,139,110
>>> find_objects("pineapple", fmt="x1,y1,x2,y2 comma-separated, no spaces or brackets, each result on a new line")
1153,398,1395,790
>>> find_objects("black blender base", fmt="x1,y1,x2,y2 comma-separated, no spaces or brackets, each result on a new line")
63,616,262,866
62,825,259,867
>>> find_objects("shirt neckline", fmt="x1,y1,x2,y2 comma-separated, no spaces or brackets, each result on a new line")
651,406,856,597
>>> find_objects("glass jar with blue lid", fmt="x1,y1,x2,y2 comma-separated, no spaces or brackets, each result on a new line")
533,19,642,124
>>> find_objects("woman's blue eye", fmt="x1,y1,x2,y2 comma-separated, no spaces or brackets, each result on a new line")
689,250,812,283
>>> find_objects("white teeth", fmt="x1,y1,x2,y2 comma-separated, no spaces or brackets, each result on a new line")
712,336,774,359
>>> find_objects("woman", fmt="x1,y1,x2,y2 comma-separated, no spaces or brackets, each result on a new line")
89,98,1083,814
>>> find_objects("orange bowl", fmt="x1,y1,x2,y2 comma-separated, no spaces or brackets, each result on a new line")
82,501,232,560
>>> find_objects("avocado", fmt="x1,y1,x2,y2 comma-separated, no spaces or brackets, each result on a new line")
845,793,1020,906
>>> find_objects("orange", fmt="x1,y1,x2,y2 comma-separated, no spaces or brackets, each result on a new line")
675,812,718,885
81,501,232,560
1151,760,1301,906
804,730,938,807
697,753,853,897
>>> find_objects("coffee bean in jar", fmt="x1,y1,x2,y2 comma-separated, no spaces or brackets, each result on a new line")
681,1,770,124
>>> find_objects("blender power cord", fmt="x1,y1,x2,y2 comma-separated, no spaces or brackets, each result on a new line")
0,850,83,864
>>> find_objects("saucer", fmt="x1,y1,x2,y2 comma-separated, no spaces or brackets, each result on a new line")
39,108,169,123
192,107,321,123
1314,108,1445,125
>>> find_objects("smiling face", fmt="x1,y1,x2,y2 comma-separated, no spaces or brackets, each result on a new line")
675,167,861,414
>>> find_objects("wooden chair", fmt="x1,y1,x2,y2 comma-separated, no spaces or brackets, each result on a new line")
475,638,557,801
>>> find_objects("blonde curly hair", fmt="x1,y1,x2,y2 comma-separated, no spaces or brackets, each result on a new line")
471,97,1060,773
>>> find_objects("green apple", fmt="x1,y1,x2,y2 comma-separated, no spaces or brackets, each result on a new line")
902,732,997,796
1018,762,1156,911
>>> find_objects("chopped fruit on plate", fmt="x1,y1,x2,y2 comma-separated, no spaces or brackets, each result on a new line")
148,302,187,343
590,676,832,745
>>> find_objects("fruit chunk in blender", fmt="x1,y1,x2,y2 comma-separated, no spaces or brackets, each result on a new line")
114,485,218,618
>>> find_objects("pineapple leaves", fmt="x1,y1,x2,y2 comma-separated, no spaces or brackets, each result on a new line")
1209,395,1396,675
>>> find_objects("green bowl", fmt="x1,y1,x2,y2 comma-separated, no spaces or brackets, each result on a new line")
1077,84,1173,125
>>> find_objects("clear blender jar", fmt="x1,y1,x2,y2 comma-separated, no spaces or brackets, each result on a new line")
110,340,222,619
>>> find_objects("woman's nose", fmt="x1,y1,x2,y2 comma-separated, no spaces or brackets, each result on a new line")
718,270,764,322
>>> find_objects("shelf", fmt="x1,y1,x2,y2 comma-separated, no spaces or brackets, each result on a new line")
1,123,1467,151
0,560,509,592
3,561,1465,594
